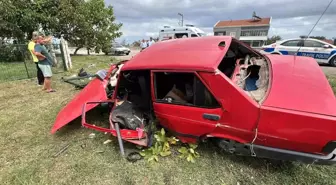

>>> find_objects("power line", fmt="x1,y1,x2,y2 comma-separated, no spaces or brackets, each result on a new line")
297,0,334,52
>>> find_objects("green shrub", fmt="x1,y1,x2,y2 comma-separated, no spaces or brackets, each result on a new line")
0,44,25,62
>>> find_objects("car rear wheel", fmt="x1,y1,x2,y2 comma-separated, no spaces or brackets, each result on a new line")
329,56,336,67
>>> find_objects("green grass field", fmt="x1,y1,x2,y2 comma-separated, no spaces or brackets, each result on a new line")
0,56,335,185
0,56,64,83
0,62,36,82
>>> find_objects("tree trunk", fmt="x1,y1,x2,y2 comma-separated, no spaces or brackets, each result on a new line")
87,48,90,55
74,47,82,55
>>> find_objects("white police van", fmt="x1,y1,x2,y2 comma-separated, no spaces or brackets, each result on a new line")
260,38,336,66
158,25,206,41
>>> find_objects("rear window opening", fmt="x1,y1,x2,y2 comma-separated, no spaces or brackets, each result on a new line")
154,72,220,108
217,39,270,103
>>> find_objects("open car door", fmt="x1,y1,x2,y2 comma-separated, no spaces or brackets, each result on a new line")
51,77,109,133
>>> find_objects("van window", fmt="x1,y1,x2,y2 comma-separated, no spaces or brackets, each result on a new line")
175,33,188,38
154,72,220,108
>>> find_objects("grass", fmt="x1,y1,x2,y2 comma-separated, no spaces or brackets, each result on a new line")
0,55,336,185
0,62,36,82
0,56,64,83
328,75,336,95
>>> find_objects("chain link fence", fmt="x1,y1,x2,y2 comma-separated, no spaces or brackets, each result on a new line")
0,43,65,83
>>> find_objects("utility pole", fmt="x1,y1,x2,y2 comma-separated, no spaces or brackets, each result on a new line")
178,13,183,26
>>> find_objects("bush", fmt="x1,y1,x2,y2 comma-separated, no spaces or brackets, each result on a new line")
0,44,25,62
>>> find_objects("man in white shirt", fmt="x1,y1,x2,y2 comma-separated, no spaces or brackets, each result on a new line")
148,37,155,47
140,39,147,52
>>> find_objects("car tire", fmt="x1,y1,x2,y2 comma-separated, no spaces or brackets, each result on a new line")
329,56,336,67
126,52,130,55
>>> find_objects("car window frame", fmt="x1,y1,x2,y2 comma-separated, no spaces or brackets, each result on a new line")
151,70,222,109
280,39,303,47
304,40,326,48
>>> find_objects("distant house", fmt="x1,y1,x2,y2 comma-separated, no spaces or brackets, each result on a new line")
214,14,271,47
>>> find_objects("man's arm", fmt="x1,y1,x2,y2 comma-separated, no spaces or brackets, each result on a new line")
34,52,46,60
34,45,46,60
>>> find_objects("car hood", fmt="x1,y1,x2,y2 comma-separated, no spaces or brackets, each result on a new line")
262,55,336,117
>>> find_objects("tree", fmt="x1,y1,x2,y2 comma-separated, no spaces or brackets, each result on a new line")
0,0,122,54
266,35,282,45
0,0,61,42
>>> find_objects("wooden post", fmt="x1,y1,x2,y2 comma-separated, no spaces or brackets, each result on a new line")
60,37,72,71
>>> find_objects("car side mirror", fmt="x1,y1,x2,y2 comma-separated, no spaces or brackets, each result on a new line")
323,44,331,48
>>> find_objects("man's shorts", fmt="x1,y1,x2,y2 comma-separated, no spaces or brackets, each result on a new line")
38,64,52,77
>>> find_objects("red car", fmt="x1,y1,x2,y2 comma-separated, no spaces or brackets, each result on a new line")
52,36,336,164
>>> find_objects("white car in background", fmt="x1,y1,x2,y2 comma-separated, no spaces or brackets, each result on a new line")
260,38,336,66
106,42,131,56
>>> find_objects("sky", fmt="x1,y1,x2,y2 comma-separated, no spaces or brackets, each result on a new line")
105,0,336,44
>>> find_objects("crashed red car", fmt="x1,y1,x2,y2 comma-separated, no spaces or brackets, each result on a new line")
52,36,336,164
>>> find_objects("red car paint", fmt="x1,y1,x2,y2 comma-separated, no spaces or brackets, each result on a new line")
263,55,336,116
199,72,260,143
122,37,232,72
52,36,336,163
51,78,109,134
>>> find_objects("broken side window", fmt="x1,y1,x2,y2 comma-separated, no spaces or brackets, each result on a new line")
154,72,220,108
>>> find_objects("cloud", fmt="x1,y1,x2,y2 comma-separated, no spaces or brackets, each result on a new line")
106,0,336,43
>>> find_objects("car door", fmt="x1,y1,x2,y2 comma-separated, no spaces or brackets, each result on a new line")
277,39,303,55
151,71,223,143
302,40,332,63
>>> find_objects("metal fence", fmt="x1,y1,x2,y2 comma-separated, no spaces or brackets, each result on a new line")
0,43,65,83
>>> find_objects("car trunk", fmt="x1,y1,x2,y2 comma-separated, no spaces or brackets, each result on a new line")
262,55,336,116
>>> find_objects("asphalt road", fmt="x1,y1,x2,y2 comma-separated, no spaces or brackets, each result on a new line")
115,49,336,76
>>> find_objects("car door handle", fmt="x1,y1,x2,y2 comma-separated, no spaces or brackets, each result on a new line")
203,113,220,121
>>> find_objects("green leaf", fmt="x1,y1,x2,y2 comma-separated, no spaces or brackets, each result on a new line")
189,144,198,149
160,151,172,157
154,155,159,162
161,128,165,136
148,157,154,162
187,155,192,162
190,148,195,154
168,137,178,145
178,147,188,154
190,157,195,163
154,135,160,142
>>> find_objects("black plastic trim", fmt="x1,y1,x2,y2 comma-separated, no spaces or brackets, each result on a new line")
203,113,220,121
251,144,336,165
322,141,336,154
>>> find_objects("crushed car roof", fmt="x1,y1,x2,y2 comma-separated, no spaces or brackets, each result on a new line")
122,36,232,72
